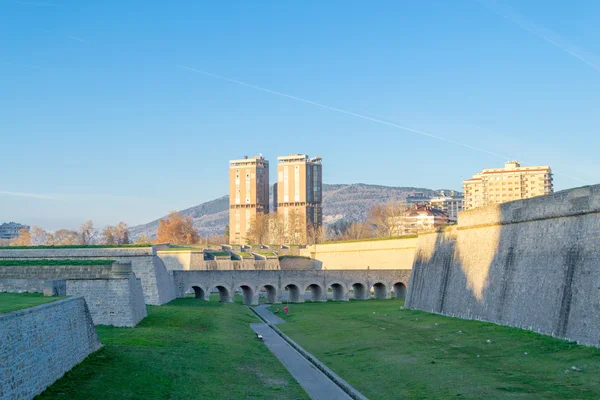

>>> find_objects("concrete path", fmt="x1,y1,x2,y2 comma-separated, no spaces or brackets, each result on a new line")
254,304,286,324
250,322,352,400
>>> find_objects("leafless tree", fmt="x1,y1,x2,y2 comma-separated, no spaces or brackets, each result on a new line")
47,229,80,245
29,226,48,246
79,220,97,245
340,222,372,241
367,201,409,237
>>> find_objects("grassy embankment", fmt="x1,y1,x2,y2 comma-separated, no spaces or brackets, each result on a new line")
0,259,113,266
269,299,600,400
0,292,66,313
38,296,308,400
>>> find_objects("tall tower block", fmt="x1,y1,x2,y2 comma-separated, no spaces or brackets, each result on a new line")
275,154,322,243
229,155,269,244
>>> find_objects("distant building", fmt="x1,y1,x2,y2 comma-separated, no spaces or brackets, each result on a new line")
389,204,449,235
463,161,553,210
274,154,323,243
406,190,463,223
229,155,270,244
429,190,464,223
403,204,449,234
406,192,431,205
0,222,29,240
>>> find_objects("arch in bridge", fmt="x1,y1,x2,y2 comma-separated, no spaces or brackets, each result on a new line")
372,282,388,299
284,284,303,303
237,284,257,306
351,283,368,300
329,283,347,301
305,283,325,302
392,282,407,299
190,286,206,299
261,284,278,304
211,285,232,303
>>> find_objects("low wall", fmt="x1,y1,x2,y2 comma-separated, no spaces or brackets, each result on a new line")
0,297,102,399
300,237,417,270
0,264,112,280
406,185,600,347
0,279,66,296
279,257,316,270
0,247,175,305
67,274,147,327
157,251,281,271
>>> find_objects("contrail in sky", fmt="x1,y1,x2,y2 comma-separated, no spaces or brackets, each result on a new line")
477,0,600,73
177,65,509,159
177,65,591,185
0,191,58,200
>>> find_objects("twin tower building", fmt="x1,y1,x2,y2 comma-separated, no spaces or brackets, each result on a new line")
228,154,323,244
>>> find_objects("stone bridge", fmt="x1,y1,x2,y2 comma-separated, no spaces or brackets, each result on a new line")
173,269,411,305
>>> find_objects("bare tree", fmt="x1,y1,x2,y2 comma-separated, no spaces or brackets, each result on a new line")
30,226,48,246
340,222,372,241
79,220,97,245
115,222,129,244
48,229,80,245
135,234,150,244
306,222,324,245
10,227,31,246
246,213,272,244
101,225,117,245
367,201,408,237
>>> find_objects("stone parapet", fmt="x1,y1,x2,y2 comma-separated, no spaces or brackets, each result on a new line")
407,184,600,347
0,297,102,399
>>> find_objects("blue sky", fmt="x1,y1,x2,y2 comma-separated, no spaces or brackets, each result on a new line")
1,0,600,230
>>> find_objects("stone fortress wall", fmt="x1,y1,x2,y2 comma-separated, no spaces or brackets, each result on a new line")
0,278,66,296
158,237,417,272
300,237,417,270
0,262,148,327
406,185,600,347
0,297,102,399
0,246,175,305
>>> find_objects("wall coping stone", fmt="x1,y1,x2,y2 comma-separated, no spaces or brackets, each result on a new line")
0,296,78,319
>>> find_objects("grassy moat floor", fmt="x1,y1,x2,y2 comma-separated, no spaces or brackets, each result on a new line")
0,293,65,313
37,296,308,400
269,299,600,399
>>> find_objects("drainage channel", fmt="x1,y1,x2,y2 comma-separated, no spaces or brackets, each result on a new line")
249,305,367,400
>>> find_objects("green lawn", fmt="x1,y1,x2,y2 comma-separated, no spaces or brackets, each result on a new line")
0,293,65,313
38,297,308,400
269,299,600,399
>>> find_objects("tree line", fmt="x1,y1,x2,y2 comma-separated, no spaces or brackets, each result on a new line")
4,200,423,247
7,221,132,246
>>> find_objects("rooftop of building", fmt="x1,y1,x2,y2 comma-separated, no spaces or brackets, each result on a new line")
406,204,449,217
277,154,322,164
229,155,269,166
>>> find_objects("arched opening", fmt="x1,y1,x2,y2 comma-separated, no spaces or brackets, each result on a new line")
351,283,368,300
238,285,255,305
372,282,387,299
393,282,407,299
306,284,324,302
284,284,302,303
330,283,345,301
191,286,205,299
262,285,277,304
213,285,231,303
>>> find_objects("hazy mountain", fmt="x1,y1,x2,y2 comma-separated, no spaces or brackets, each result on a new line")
129,184,451,240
